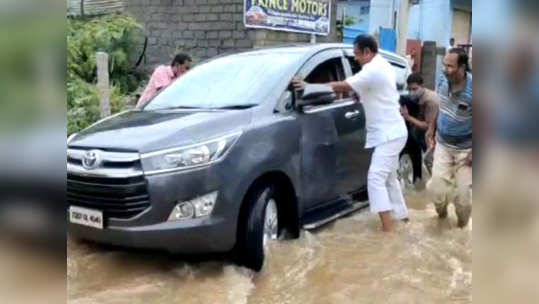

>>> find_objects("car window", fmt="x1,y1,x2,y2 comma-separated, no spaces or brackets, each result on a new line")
305,57,348,100
305,58,342,83
345,56,362,99
346,56,361,75
144,52,304,110
346,48,409,93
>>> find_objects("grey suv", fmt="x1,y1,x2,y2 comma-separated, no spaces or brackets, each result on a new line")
67,44,411,271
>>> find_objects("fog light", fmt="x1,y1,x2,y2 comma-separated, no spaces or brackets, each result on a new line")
168,191,218,221
168,202,195,221
192,191,218,217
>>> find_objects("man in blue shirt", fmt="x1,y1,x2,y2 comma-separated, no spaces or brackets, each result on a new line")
426,48,472,228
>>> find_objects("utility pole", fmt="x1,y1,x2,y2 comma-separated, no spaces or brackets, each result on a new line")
397,0,410,56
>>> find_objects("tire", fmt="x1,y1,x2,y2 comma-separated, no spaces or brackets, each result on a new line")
398,151,416,190
237,184,279,271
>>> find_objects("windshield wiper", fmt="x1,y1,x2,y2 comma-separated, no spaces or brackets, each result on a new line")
213,104,257,110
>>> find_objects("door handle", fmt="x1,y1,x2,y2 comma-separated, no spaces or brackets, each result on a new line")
345,110,360,119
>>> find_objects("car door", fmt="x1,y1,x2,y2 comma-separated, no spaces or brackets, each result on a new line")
342,49,373,192
295,49,367,209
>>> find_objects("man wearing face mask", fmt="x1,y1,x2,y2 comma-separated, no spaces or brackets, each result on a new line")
426,48,472,228
400,73,440,175
293,35,409,232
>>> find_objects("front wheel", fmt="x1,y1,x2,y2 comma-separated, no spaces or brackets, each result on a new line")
238,185,279,271
398,152,415,191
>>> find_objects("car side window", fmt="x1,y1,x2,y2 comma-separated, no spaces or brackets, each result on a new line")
344,56,362,100
305,57,348,100
305,58,343,84
347,56,361,75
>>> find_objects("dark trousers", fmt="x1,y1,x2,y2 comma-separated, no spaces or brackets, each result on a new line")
405,127,426,181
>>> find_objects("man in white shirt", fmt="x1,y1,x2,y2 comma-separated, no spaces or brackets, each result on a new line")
293,35,409,232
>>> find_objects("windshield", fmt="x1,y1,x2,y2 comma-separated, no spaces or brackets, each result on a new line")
144,52,303,110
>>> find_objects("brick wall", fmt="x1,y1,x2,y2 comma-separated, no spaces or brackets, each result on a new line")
124,0,338,72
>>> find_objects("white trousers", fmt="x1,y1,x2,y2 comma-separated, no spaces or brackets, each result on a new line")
368,136,409,219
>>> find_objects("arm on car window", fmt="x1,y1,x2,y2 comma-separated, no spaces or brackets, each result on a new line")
327,81,353,93
292,78,353,94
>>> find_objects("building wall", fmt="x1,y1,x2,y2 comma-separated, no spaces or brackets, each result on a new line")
451,9,471,46
407,3,420,40
124,0,254,70
124,0,338,72
405,0,471,88
407,0,471,49
368,0,395,35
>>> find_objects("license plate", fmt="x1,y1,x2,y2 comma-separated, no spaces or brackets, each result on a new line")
69,206,103,229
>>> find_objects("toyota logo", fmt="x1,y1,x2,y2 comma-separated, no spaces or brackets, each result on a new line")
82,150,101,169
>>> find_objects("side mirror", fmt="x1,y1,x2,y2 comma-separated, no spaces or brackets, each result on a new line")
275,91,293,113
296,84,335,108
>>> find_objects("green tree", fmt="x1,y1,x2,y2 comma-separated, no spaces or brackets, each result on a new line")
67,15,145,134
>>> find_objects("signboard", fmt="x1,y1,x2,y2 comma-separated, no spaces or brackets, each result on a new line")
244,0,331,36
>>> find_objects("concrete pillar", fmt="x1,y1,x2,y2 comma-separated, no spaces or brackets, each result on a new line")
368,0,393,35
96,52,111,118
421,41,437,91
396,0,410,56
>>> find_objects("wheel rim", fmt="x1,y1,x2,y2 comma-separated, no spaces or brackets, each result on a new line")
263,198,278,249
398,154,414,189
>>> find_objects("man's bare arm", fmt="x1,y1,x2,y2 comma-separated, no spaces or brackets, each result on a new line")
425,110,438,150
327,81,353,93
292,78,353,94
406,116,429,130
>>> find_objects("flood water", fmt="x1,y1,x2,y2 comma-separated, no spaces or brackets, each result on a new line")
68,187,472,304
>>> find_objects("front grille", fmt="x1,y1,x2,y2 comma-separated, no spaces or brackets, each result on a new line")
67,149,150,220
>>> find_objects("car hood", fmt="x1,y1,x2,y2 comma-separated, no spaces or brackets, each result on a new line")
69,109,252,153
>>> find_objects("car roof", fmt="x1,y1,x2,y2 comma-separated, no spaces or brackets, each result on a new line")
234,43,408,64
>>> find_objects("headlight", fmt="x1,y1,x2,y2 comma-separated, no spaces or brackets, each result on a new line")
67,133,78,144
141,131,242,175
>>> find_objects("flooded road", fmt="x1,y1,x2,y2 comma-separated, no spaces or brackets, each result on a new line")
68,188,472,304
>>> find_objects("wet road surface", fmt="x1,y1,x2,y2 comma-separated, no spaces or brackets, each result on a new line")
68,188,472,304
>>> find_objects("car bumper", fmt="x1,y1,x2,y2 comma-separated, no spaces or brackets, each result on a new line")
69,215,233,254
68,162,245,254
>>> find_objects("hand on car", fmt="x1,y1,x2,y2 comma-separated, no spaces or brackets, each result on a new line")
292,77,307,90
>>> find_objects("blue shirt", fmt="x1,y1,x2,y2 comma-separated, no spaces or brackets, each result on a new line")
436,73,472,149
